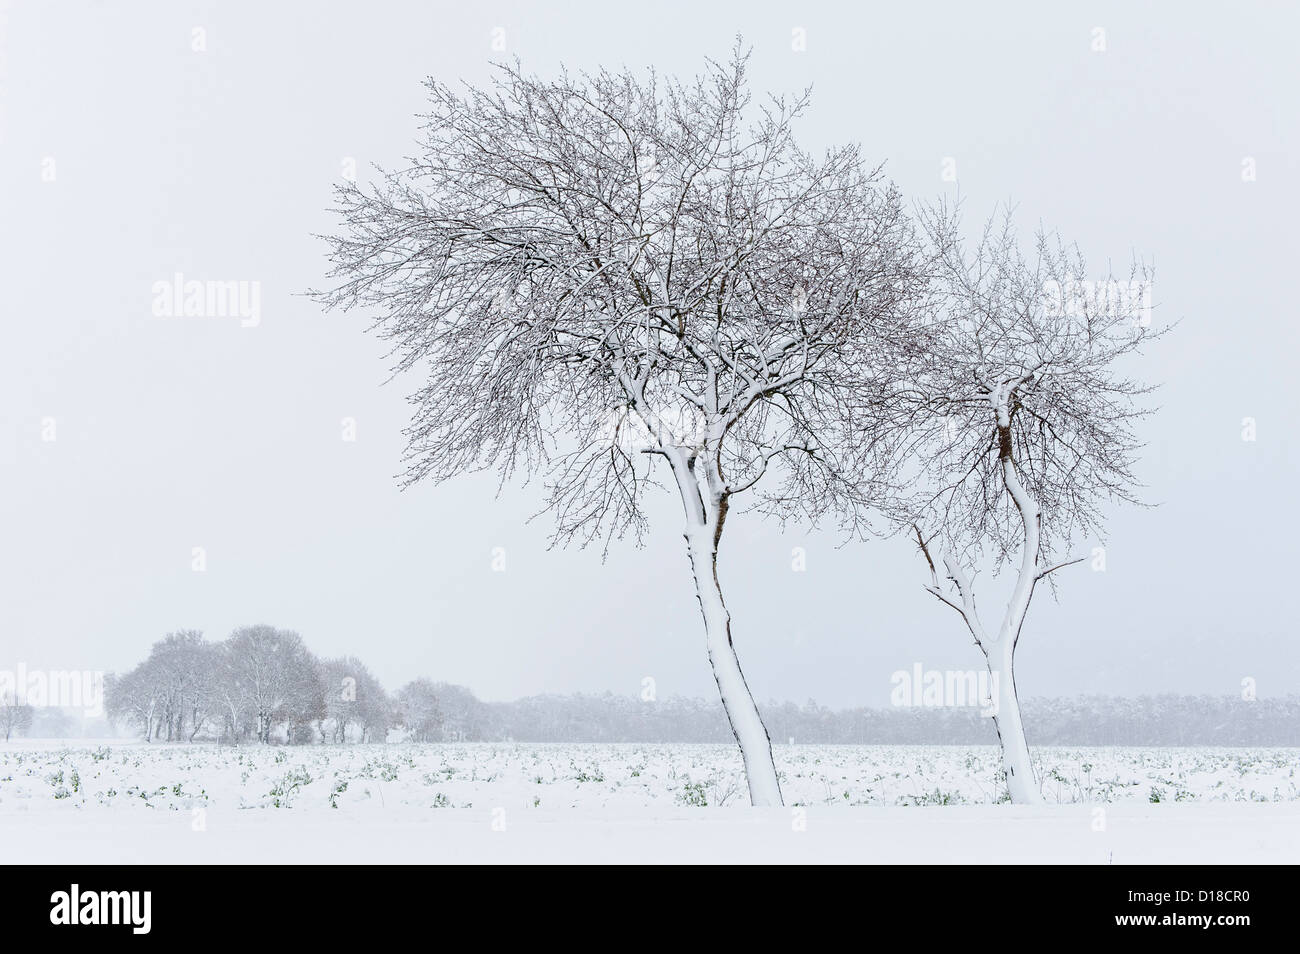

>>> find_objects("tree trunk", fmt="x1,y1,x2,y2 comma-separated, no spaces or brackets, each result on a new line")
986,638,1041,804
990,419,1043,804
668,448,783,807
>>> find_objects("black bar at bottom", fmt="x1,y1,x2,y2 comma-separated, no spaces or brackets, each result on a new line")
7,864,1280,940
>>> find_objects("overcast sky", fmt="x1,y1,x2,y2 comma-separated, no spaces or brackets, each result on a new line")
1,1,1296,708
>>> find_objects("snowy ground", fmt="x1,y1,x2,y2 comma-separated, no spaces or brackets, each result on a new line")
3,742,1297,863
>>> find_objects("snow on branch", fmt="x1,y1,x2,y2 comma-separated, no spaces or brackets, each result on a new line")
312,44,929,553
900,199,1165,572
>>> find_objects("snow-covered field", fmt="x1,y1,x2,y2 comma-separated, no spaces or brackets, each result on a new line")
3,741,1298,863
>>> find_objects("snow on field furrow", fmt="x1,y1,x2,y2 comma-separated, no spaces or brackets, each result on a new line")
0,743,1296,813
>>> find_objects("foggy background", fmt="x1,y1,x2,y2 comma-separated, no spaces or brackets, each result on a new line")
2,0,1296,709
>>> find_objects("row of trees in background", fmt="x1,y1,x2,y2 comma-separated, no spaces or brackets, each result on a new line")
96,630,1300,745
104,627,478,745
420,692,1300,746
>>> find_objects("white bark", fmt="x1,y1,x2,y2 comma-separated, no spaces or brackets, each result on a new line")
986,637,1040,804
920,397,1046,805
988,407,1045,804
931,553,1042,804
933,575,1042,803
667,447,783,807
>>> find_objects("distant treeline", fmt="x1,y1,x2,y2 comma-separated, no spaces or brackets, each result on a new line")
48,627,1300,746
496,693,1300,747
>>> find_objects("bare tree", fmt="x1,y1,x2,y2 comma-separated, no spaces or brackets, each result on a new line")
104,666,161,742
902,200,1161,802
395,679,444,742
0,689,34,741
424,682,492,741
149,630,217,741
313,47,927,804
321,656,390,742
212,642,253,743
221,625,325,743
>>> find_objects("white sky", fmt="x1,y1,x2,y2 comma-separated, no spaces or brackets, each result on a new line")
2,0,1297,707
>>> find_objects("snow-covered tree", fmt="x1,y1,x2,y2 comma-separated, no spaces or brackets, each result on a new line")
104,664,162,741
212,641,254,743
395,678,443,742
0,689,34,741
220,625,326,743
320,656,390,742
105,632,220,742
149,630,218,741
902,201,1160,803
427,682,495,741
313,47,928,804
